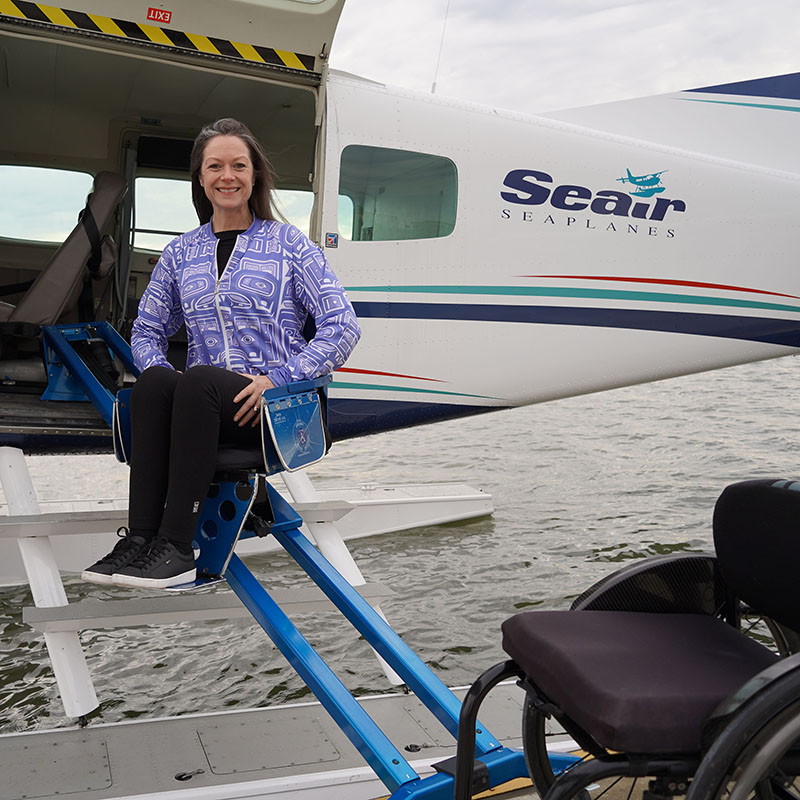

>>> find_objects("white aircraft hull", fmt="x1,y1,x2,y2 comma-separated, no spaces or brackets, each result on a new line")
323,70,800,428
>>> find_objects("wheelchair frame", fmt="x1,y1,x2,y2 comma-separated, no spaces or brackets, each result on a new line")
455,548,800,800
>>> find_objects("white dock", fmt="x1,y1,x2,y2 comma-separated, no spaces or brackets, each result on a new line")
0,683,559,800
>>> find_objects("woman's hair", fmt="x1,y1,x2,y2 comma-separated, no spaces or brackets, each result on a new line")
189,118,278,224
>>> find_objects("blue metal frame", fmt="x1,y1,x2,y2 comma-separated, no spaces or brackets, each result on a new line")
265,485,501,753
41,322,139,424
168,405,574,795
194,475,258,579
221,482,555,798
37,328,572,796
226,554,420,792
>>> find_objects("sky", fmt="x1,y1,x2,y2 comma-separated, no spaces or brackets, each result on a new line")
329,0,800,116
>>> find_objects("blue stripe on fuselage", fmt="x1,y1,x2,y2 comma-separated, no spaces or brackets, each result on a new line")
687,72,800,101
351,302,800,348
327,396,498,440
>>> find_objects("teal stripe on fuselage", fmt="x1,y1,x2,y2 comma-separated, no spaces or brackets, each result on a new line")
345,285,800,315
682,97,800,114
332,381,499,401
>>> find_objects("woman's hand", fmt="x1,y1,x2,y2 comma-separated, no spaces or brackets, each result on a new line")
233,374,275,427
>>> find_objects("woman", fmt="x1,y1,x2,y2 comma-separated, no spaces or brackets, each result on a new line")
82,118,361,589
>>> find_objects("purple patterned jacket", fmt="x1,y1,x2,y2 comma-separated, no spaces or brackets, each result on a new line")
131,218,361,386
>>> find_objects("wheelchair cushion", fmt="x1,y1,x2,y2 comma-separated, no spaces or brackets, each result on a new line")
502,610,777,753
714,479,800,632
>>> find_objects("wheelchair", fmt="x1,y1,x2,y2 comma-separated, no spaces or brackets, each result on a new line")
453,478,800,800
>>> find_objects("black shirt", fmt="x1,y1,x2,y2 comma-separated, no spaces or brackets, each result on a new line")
214,229,246,278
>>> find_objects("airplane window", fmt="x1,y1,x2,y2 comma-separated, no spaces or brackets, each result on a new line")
338,145,457,241
273,189,314,235
0,166,93,243
134,178,197,251
134,178,315,251
337,194,354,240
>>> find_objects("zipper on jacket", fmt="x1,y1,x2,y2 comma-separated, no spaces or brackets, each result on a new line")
213,238,233,370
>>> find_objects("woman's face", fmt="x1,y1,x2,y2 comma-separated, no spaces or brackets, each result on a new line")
198,135,255,221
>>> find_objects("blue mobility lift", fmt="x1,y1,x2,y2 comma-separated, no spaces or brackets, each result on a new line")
40,322,577,799
41,322,139,423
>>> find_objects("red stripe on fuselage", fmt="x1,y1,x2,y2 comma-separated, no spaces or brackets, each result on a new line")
522,275,800,300
337,367,444,383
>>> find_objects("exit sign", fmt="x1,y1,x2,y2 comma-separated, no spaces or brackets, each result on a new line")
146,7,172,24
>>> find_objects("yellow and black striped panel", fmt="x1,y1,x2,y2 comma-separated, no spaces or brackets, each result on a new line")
0,0,317,71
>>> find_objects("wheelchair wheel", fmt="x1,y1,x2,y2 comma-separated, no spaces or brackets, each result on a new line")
522,694,556,797
740,612,800,658
688,688,800,800
522,695,592,800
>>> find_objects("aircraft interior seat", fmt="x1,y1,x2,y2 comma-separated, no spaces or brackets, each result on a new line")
1,171,127,333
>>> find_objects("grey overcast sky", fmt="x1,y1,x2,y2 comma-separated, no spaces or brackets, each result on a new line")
329,0,800,116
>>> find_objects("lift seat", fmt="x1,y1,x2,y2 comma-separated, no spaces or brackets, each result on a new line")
213,444,265,472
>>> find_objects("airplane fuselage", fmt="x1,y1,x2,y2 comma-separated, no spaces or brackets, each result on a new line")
1,2,799,451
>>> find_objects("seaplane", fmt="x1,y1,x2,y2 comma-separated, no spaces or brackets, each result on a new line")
615,168,668,197
1,0,800,798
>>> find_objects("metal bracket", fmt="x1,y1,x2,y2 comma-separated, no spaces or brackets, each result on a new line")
40,322,139,424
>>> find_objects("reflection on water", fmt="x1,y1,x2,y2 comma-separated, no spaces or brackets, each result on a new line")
1,357,799,732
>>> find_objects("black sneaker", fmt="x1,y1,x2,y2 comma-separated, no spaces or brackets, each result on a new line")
111,537,196,589
81,528,149,585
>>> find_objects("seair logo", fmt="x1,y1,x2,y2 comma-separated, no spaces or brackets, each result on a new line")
617,168,667,198
500,169,686,228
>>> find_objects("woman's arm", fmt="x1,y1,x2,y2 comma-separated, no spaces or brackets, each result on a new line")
130,247,184,373
266,230,361,387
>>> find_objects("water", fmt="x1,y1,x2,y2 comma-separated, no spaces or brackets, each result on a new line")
1,357,799,734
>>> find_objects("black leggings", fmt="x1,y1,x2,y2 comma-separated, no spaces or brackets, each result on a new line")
128,365,261,546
